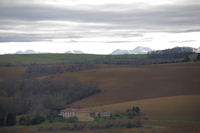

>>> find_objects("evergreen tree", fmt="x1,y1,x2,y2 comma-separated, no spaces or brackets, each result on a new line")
135,106,140,114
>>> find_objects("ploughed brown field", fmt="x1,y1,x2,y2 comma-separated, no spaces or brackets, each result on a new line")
0,66,26,81
44,62,200,107
83,95,200,120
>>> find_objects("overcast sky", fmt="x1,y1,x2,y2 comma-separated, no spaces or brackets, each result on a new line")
0,0,200,54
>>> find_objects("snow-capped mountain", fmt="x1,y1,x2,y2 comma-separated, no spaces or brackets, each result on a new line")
15,50,38,54
130,46,152,54
65,50,84,54
111,49,131,55
111,46,152,55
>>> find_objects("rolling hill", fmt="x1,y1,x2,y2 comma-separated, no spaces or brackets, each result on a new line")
82,95,200,120
43,62,200,107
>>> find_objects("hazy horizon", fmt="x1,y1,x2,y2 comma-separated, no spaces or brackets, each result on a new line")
1,45,199,55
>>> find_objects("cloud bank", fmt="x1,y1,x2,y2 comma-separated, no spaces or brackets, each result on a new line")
0,0,200,54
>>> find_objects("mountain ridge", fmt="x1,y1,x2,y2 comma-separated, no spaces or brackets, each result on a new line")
12,46,200,55
111,46,152,55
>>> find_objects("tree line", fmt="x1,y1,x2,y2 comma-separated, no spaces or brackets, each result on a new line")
0,77,100,126
25,64,97,78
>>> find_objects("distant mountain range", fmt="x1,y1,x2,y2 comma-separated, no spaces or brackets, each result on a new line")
15,50,39,54
14,50,84,54
65,50,84,54
111,46,152,55
13,46,200,55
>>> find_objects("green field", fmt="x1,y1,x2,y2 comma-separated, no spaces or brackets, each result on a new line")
0,54,147,65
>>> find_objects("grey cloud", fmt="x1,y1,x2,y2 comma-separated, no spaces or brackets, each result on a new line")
0,1,200,42
64,40,150,44
169,40,197,43
105,41,132,43
0,3,199,25
180,29,200,33
0,36,44,42
0,33,82,42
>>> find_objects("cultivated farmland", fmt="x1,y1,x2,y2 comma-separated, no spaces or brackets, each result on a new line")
45,62,200,107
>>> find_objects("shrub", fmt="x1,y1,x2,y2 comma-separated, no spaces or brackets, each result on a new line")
196,53,200,61
183,55,190,62
19,116,26,125
126,122,132,128
125,106,141,119
31,115,45,125
135,106,140,114
6,113,16,126
0,112,5,126
66,117,78,123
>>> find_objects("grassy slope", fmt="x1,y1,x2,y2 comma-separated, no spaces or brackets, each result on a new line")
45,62,200,107
83,95,200,120
0,54,147,65
0,54,103,64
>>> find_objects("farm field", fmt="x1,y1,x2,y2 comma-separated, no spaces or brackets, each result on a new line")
0,54,147,65
83,95,200,121
45,62,200,107
0,66,26,81
0,64,123,81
